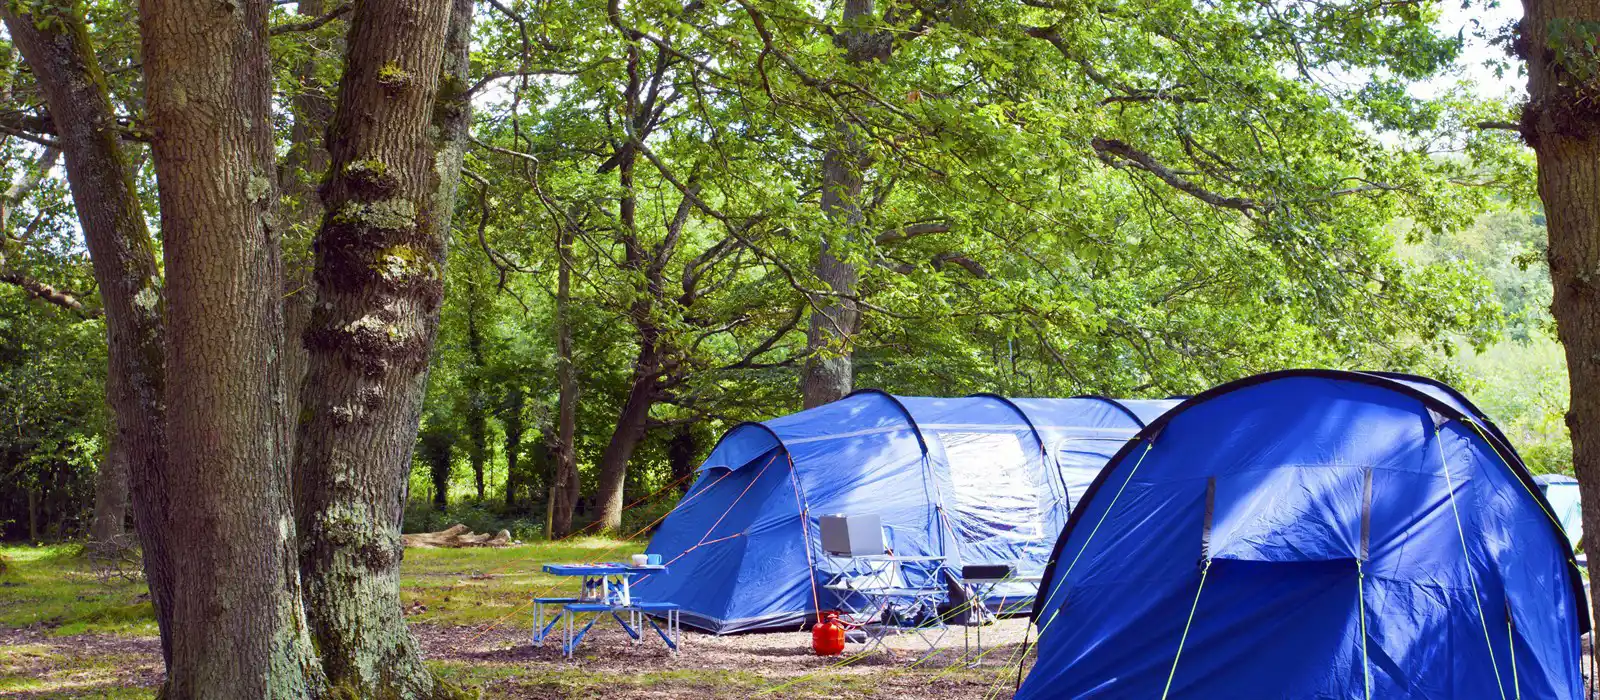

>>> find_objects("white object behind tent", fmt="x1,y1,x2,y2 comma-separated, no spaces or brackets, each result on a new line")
1535,474,1583,550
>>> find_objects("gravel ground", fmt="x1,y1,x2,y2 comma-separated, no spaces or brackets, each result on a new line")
420,615,1037,698
0,618,1037,698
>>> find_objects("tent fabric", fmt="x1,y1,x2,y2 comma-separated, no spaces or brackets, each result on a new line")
1020,370,1585,699
1535,474,1583,549
637,390,1178,634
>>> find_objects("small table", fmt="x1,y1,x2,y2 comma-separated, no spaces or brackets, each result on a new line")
962,572,1042,663
543,562,664,606
535,562,676,658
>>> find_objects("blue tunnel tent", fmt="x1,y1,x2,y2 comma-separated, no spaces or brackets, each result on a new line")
635,389,1178,634
1020,370,1587,699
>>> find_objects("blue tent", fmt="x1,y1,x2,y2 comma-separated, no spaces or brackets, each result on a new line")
637,390,1177,633
1021,370,1586,699
1535,474,1583,550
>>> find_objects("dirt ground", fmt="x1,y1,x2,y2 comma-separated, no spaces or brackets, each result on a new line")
1,617,1037,698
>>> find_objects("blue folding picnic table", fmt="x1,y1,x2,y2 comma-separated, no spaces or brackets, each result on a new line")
534,563,680,657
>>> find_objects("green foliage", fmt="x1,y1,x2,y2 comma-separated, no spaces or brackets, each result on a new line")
0,142,109,541
1406,206,1574,475
0,0,1560,539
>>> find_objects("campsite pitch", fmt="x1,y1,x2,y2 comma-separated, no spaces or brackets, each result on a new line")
0,542,1034,698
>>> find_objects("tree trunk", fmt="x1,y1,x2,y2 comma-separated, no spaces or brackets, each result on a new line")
279,0,338,470
290,0,466,694
592,346,660,533
666,427,699,495
548,222,580,538
464,280,489,501
0,1,174,666
1523,0,1600,654
799,0,884,409
141,0,325,693
26,488,37,542
504,383,525,509
89,438,128,544
420,427,454,509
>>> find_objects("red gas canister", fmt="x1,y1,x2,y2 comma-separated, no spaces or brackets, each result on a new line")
812,611,846,656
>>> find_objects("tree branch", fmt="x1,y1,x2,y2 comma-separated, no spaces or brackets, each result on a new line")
1092,138,1266,213
0,271,98,317
270,2,351,35
875,220,950,245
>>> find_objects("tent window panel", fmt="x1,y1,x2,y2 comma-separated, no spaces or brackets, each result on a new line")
940,432,1044,551
1211,466,1366,562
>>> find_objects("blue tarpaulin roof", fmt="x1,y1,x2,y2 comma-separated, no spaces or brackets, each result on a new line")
638,390,1178,634
1020,370,1585,699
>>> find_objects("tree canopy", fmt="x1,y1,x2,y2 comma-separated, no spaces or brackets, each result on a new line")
0,0,1548,541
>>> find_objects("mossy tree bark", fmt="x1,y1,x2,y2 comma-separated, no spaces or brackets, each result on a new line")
0,0,175,666
290,0,470,694
141,0,325,693
1522,0,1600,643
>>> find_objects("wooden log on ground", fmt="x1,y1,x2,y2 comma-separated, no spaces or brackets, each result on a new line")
401,523,512,548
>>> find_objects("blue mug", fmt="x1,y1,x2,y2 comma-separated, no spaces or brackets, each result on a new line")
647,553,662,566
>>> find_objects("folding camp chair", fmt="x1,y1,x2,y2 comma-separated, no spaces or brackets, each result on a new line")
824,559,948,657
846,555,950,658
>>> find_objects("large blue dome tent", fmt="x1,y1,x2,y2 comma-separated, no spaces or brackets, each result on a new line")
1019,370,1586,699
635,389,1177,634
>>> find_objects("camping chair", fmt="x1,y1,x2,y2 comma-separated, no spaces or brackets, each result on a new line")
821,525,950,658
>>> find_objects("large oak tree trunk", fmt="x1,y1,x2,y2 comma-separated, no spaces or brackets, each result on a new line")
0,1,175,666
592,346,660,533
1523,0,1600,649
800,0,883,409
291,0,468,694
141,0,325,693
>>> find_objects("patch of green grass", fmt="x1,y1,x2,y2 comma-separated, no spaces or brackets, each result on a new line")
0,538,650,634
0,643,154,698
0,545,155,636
401,537,646,626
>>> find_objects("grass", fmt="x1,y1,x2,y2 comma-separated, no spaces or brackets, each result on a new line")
401,536,644,626
0,544,155,636
0,538,1016,698
0,643,154,698
0,537,647,635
